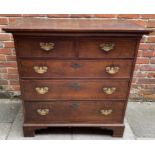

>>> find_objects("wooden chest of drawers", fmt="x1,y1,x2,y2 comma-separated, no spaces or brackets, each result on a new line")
3,18,150,137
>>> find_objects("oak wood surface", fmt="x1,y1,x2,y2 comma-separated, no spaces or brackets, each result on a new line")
22,80,129,100
3,18,151,34
16,36,137,58
16,37,75,58
24,101,125,124
3,19,150,137
78,37,137,58
20,59,133,79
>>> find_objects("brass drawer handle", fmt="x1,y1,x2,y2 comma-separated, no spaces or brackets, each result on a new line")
100,42,115,52
40,42,55,51
106,66,120,75
33,66,48,74
103,87,116,95
100,109,113,116
35,87,49,95
37,109,49,116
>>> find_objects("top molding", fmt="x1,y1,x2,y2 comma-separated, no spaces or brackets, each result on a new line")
3,18,151,34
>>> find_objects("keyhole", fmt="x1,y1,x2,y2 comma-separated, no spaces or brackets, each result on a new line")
70,63,81,69
71,102,79,110
69,82,81,90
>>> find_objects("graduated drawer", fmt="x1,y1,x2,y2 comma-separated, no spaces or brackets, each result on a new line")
20,59,133,78
78,37,137,58
16,37,75,58
22,80,129,100
24,101,125,124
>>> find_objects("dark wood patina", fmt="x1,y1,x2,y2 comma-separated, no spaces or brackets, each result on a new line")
3,18,151,137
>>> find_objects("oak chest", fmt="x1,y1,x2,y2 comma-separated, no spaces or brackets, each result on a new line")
3,18,150,137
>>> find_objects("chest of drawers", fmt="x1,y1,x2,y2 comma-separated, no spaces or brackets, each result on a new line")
3,18,150,137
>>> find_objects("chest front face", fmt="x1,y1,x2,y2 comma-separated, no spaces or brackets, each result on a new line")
14,34,140,100
4,19,149,137
13,33,140,136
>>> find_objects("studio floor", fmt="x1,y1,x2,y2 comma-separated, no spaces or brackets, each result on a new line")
0,99,154,140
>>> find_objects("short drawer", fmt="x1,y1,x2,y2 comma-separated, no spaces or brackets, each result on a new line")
20,59,133,78
16,37,75,58
78,37,137,58
24,101,125,124
22,80,129,100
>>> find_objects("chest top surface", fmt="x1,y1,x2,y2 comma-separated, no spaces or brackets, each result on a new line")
3,18,151,34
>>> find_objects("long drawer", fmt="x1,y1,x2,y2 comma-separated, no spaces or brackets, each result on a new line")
24,101,125,124
20,59,133,78
22,80,129,100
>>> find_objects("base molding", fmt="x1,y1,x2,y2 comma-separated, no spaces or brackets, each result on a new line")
23,123,125,137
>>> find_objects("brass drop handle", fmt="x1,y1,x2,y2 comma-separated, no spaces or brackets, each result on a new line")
106,66,120,75
33,66,48,74
100,109,113,116
37,109,49,116
35,87,49,95
40,42,55,51
103,87,116,95
100,43,115,52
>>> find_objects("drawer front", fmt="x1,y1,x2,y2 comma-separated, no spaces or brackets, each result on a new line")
17,37,75,58
78,38,137,58
20,59,133,78
22,80,129,100
24,101,125,123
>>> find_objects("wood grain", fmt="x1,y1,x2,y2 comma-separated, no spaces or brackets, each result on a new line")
24,101,125,124
3,18,151,34
16,37,75,58
22,80,129,100
78,37,137,58
20,59,133,79
3,19,150,137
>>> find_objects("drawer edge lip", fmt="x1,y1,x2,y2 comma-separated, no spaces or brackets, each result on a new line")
23,123,125,127
23,99,128,102
20,77,132,80
19,58,135,61
22,99,128,102
7,31,149,36
18,57,136,60
20,79,131,81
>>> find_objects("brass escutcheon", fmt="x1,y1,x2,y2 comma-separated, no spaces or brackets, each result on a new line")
33,66,48,74
100,42,115,52
37,109,49,116
103,87,116,95
106,66,120,75
71,102,79,110
70,63,81,69
35,87,49,95
40,42,55,51
69,82,81,90
100,109,113,116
